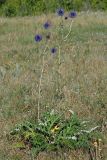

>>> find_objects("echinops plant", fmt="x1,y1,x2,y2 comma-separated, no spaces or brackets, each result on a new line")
8,8,103,159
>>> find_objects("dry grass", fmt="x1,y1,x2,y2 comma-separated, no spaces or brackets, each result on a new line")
0,12,107,160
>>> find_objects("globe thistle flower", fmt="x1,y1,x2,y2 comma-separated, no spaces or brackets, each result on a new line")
57,8,64,16
43,21,51,29
69,11,77,18
35,34,42,42
51,48,57,54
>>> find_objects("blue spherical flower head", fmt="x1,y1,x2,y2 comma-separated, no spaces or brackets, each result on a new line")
51,48,57,54
43,21,50,29
69,11,77,18
57,8,64,16
35,34,42,42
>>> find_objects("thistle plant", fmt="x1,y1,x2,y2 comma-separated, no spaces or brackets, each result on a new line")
8,8,104,159
35,8,77,121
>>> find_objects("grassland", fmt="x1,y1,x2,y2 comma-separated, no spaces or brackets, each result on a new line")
0,12,107,160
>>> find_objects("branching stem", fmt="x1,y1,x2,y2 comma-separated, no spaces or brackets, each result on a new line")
63,20,73,41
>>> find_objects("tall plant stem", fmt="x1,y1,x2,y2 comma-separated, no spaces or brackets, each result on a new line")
37,45,48,121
